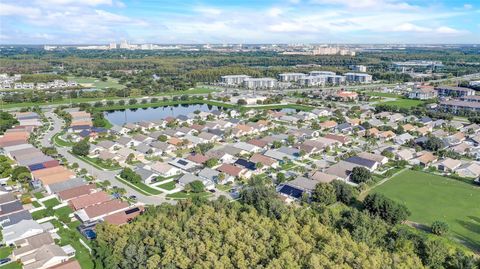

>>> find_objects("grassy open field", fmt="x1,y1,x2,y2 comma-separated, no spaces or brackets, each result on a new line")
372,170,480,251
67,76,125,89
377,98,425,108
363,91,403,98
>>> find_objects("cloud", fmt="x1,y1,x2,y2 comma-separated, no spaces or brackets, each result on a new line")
392,23,430,32
34,0,113,6
267,7,284,17
0,3,41,18
435,26,462,34
0,0,477,44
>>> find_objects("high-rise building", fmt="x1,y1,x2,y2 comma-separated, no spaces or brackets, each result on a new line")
109,43,117,49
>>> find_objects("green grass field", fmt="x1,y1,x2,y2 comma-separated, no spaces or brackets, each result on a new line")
0,246,12,259
0,262,22,269
43,198,61,208
157,181,176,191
115,176,162,195
372,170,480,251
377,98,425,108
364,91,403,98
68,76,125,89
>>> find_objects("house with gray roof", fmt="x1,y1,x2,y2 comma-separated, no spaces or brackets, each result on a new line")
48,178,85,194
0,210,32,228
2,219,45,245
134,166,159,184
178,173,214,190
198,168,220,183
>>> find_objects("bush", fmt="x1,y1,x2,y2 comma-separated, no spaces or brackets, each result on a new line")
350,167,372,184
331,180,358,205
431,220,449,236
311,183,337,205
363,193,410,225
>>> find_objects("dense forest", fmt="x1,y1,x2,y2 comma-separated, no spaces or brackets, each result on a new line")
93,182,479,269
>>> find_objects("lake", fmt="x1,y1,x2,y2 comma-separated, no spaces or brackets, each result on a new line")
104,104,225,125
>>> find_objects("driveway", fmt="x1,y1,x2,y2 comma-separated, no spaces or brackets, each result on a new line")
43,111,175,205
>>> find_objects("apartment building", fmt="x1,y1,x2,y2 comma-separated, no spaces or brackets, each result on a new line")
435,86,475,97
344,73,373,83
220,75,251,85
243,78,277,89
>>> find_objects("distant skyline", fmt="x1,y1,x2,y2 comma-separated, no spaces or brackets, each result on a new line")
1,0,479,44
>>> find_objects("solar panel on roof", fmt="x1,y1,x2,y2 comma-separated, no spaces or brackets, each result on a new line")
125,207,140,215
279,185,303,199
177,159,188,166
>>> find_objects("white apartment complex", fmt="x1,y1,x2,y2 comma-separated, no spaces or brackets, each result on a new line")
278,73,306,82
344,73,373,83
243,78,277,89
220,75,251,85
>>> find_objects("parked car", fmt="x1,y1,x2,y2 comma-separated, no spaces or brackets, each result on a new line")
0,258,11,265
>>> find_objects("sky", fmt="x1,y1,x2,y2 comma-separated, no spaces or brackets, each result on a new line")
0,0,479,44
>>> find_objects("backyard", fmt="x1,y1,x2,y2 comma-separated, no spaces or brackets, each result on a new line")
371,169,480,251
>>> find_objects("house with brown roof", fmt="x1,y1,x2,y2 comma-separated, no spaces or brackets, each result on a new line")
103,206,144,225
217,163,246,178
186,154,210,165
57,185,96,202
416,152,437,167
249,153,278,169
436,158,462,173
319,120,337,130
75,200,131,223
323,134,350,145
69,191,111,211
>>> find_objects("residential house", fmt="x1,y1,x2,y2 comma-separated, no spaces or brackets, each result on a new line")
150,162,181,178
436,158,462,173
178,173,214,189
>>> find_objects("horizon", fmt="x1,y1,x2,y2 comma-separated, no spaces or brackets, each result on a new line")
1,0,479,44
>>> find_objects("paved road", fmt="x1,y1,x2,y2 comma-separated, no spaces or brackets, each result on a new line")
42,111,174,205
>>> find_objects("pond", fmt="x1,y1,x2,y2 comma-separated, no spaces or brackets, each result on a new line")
104,104,226,125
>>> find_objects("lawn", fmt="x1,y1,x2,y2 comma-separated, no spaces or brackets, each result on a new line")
377,98,425,108
157,181,176,191
115,176,162,195
43,198,61,208
364,91,403,98
32,201,41,208
0,246,12,259
57,226,95,269
371,169,480,251
72,153,121,171
55,206,74,220
33,192,44,199
166,191,211,200
67,76,125,89
52,132,74,147
31,209,49,220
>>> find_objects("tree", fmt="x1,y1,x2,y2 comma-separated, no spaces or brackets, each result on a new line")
72,139,90,156
276,172,286,183
331,180,358,205
424,137,444,151
431,221,449,236
187,180,205,193
120,168,141,184
381,149,394,159
272,141,282,149
350,167,372,184
11,166,31,183
237,99,247,105
158,135,168,142
205,158,219,168
363,193,410,225
311,183,337,205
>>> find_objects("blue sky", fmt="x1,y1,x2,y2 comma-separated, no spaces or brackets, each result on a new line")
0,0,479,44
